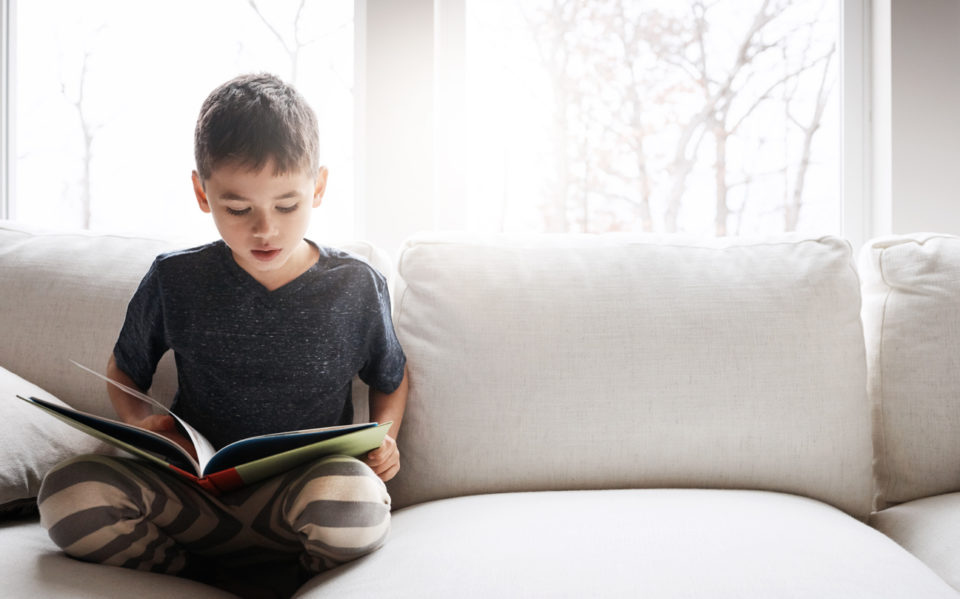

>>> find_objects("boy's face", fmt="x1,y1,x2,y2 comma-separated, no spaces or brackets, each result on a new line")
193,158,328,287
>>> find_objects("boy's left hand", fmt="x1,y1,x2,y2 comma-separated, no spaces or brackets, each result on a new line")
364,435,400,482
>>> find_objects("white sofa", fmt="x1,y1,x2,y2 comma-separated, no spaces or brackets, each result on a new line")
1,220,959,597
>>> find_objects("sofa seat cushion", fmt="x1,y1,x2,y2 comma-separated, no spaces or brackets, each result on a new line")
871,492,960,591
297,489,956,598
0,517,234,598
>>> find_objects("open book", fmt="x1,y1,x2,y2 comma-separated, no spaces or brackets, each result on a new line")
18,362,391,495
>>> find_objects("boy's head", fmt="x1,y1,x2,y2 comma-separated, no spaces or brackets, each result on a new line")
191,74,328,290
193,73,320,184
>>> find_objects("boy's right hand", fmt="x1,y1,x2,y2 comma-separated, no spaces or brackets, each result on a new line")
133,414,198,461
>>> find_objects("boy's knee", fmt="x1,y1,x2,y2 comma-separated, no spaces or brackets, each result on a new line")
285,455,390,507
37,455,192,574
284,455,392,564
38,455,145,543
39,454,141,505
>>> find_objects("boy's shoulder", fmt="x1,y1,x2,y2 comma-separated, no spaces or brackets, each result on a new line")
145,241,387,293
152,240,225,271
314,244,388,288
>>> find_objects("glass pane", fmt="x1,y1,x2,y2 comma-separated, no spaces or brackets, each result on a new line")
14,0,354,243
463,0,839,236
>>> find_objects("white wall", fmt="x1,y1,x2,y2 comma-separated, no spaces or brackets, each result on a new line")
876,0,960,236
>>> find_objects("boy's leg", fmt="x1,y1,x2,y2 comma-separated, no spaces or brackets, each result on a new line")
37,454,243,575
271,455,392,573
39,454,391,577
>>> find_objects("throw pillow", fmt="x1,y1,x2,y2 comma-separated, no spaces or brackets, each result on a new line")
0,366,107,517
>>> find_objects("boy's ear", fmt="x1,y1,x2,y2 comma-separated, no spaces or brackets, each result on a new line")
192,171,211,213
312,167,329,208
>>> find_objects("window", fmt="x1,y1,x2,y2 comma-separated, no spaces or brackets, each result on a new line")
456,0,840,237
8,0,354,243
2,0,865,249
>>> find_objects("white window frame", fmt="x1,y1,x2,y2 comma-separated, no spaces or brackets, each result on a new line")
355,0,443,255
842,0,873,251
0,0,14,221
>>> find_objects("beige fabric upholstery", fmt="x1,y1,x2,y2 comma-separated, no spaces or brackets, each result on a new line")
871,492,960,592
299,489,957,598
388,233,874,516
0,518,234,598
0,223,177,417
859,233,960,507
3,223,959,596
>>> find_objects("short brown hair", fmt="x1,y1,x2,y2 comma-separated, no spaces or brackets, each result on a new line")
194,73,319,182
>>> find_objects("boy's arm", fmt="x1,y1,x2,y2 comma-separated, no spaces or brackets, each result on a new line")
106,354,153,423
106,354,197,459
364,365,409,482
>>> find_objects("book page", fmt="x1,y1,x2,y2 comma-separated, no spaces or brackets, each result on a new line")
71,361,217,469
18,395,201,474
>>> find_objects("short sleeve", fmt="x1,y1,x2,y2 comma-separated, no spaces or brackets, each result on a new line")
358,272,406,393
112,259,169,391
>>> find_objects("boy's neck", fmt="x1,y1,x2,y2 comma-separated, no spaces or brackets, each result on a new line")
232,239,319,292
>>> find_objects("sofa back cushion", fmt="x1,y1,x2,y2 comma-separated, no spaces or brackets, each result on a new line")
859,234,960,508
0,223,178,417
389,233,874,517
0,222,390,422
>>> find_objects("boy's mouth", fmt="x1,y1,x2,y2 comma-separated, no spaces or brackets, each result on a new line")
251,248,281,262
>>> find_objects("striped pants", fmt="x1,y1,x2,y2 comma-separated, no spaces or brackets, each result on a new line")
37,454,391,580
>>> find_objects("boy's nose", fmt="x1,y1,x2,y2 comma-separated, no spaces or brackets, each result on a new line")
252,213,278,239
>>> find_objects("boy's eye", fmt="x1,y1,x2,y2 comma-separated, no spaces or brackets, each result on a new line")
225,207,250,216
276,203,300,214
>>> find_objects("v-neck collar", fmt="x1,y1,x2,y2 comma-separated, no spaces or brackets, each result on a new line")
216,239,321,298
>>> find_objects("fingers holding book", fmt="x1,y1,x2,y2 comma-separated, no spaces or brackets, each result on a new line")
364,434,400,482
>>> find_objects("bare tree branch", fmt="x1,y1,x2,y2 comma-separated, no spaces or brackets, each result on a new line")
247,0,309,82
61,47,102,229
247,0,290,53
785,42,835,230
520,0,835,236
728,49,830,135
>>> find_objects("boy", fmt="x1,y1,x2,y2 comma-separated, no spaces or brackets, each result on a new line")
37,73,408,594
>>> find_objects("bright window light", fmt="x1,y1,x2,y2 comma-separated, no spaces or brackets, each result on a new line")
12,0,354,244
460,0,839,236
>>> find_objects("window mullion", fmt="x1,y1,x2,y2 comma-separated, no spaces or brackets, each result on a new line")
0,0,15,221
841,0,873,251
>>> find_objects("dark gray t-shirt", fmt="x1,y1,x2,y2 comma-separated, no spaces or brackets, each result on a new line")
113,240,406,449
